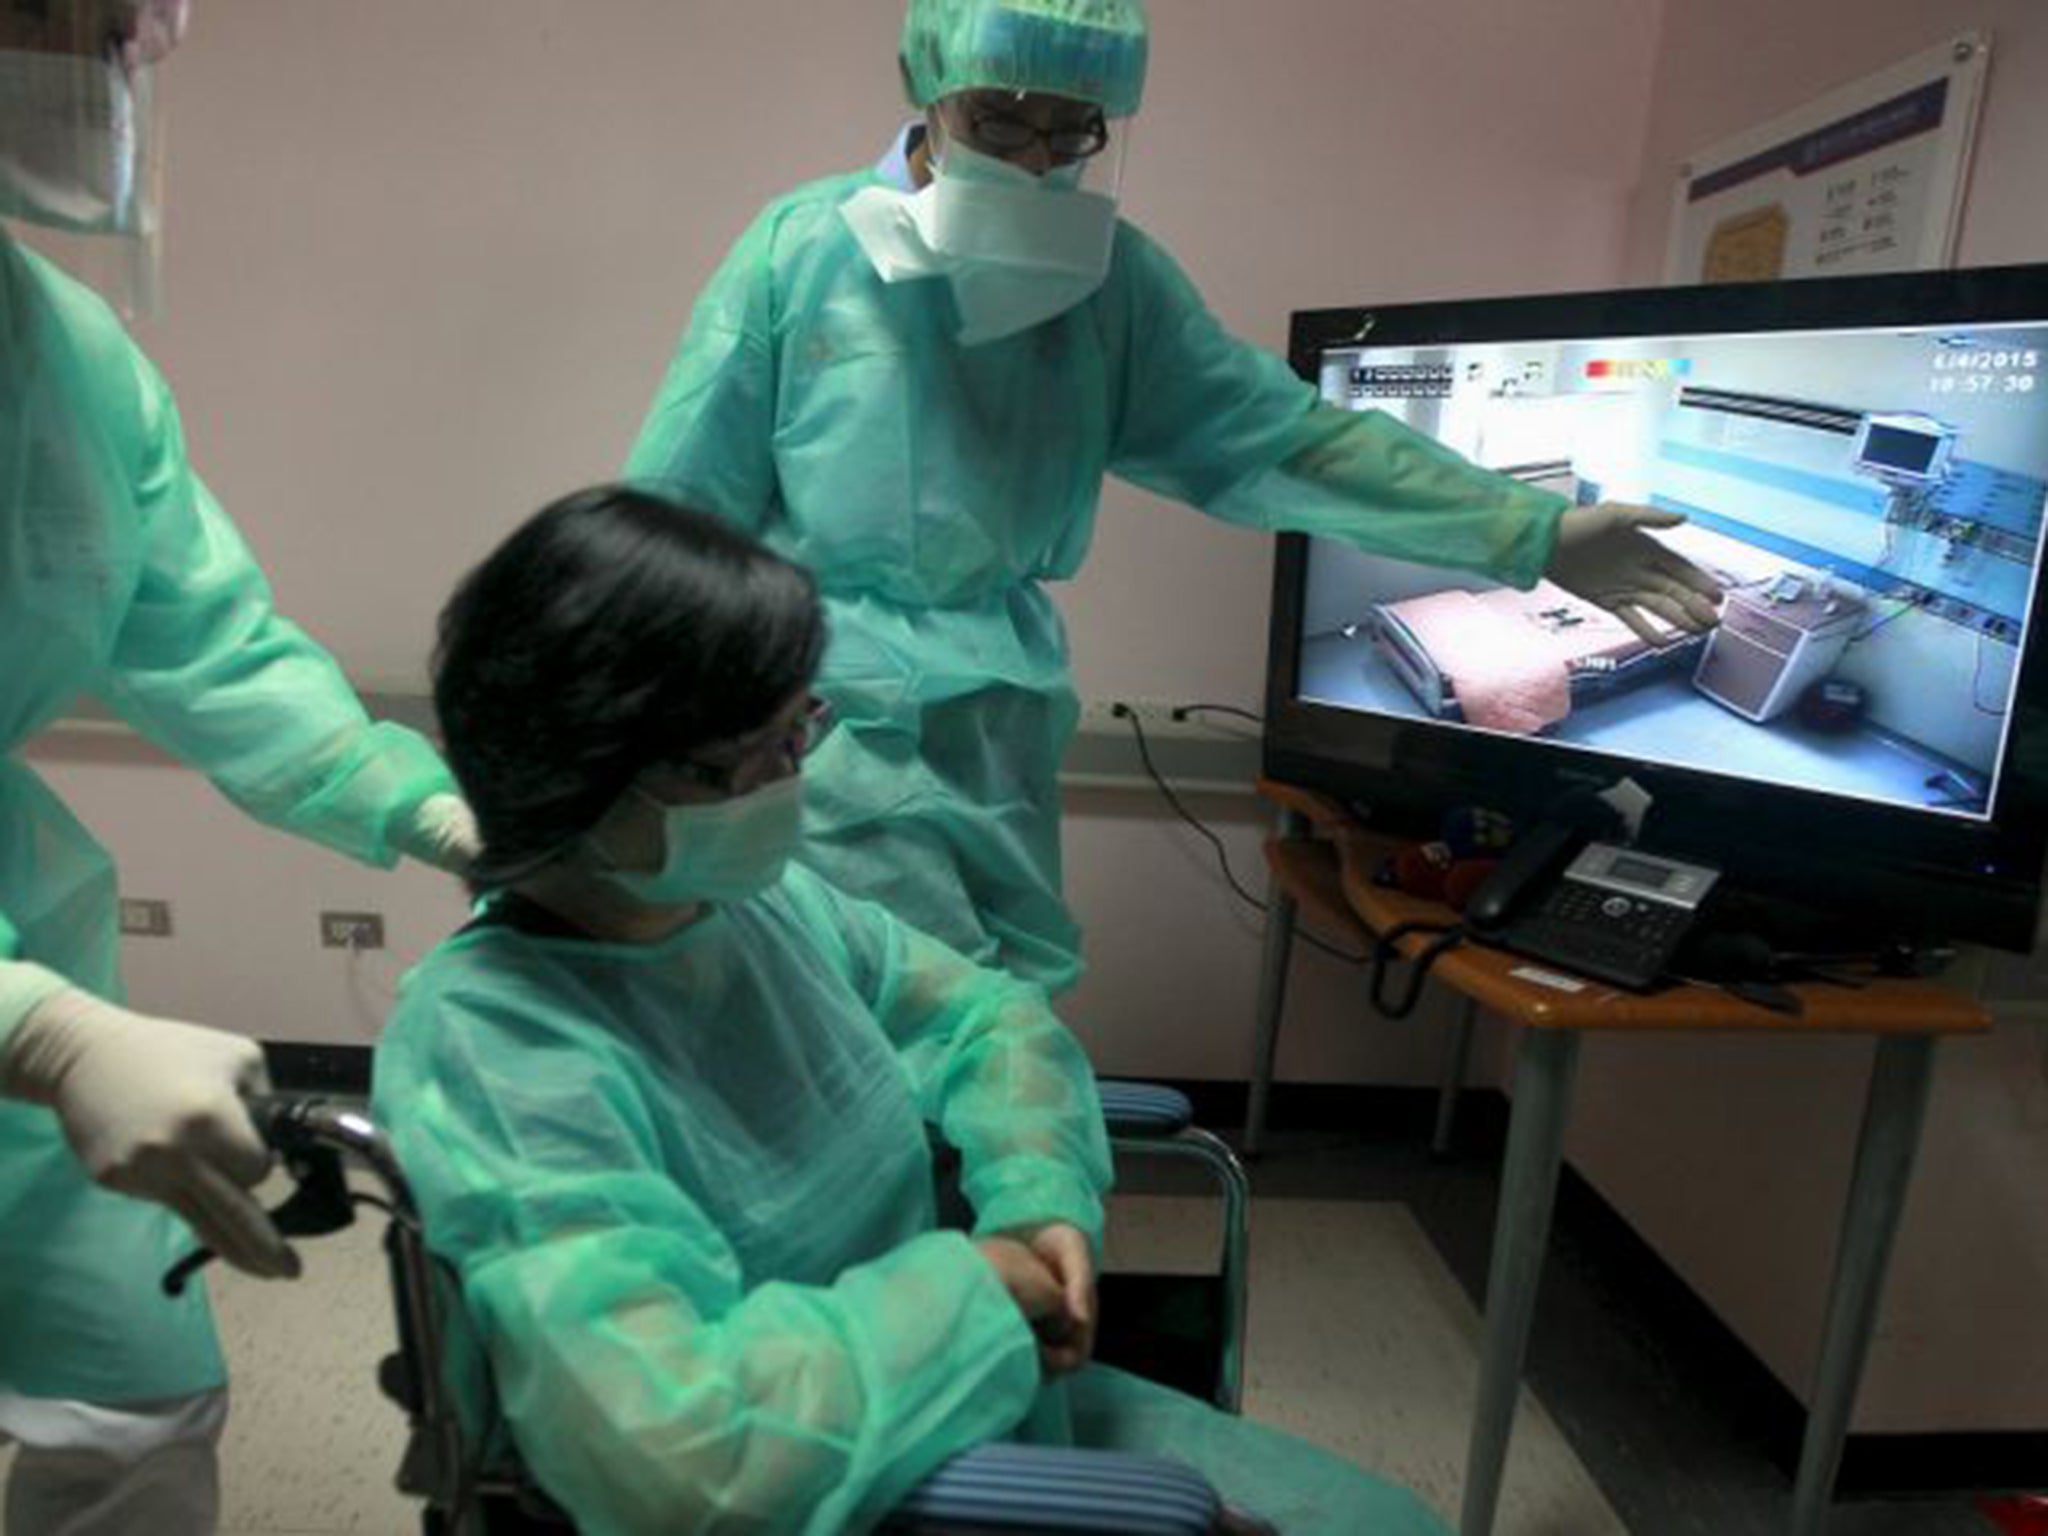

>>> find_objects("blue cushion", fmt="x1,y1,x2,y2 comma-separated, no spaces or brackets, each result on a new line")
888,1442,1219,1534
1097,1081,1194,1139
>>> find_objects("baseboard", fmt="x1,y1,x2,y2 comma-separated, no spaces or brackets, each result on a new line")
1835,1434,2048,1498
259,1047,2046,1494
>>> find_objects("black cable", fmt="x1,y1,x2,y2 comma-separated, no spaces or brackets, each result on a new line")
1114,704,1368,965
1171,702,1265,725
1971,630,2011,718
1369,920,1467,1019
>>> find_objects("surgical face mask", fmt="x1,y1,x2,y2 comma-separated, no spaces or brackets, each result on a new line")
601,775,804,907
840,129,1121,346
0,50,145,237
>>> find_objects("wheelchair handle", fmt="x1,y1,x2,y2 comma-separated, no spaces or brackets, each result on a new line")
161,1092,414,1296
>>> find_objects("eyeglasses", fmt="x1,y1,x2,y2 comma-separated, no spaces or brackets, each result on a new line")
668,697,834,798
955,104,1111,162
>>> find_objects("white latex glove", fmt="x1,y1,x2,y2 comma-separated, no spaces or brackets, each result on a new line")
396,792,483,876
0,978,300,1280
1544,503,1726,644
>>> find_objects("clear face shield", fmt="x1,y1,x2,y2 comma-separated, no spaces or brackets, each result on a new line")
0,2,185,321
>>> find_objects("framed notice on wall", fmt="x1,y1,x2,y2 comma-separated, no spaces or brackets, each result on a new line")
1665,33,1991,285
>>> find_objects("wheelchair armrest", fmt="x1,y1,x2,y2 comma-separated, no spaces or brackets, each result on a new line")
880,1442,1219,1535
1097,1080,1194,1139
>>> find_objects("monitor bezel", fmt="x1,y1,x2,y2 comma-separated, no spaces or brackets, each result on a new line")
1266,263,2048,952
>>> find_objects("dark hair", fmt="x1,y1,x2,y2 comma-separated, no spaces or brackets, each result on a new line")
432,484,826,888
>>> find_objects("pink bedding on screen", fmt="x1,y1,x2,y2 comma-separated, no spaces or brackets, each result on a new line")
1389,582,1647,734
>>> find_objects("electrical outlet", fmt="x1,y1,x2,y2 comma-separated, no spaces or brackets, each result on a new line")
320,911,386,950
1078,699,1259,742
118,898,173,938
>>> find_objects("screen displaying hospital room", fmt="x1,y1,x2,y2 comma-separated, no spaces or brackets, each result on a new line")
1296,322,2048,821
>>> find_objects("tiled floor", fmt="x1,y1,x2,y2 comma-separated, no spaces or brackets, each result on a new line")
1187,1129,1999,1536
1107,1194,1625,1534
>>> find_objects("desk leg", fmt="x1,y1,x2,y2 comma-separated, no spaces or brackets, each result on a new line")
1460,1028,1581,1536
1433,998,1479,1158
1244,810,1308,1159
1788,1034,1938,1536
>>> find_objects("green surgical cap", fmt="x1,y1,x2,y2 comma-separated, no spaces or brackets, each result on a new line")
900,0,1150,118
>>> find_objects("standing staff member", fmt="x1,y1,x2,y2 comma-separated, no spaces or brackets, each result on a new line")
0,5,477,1529
627,0,1721,991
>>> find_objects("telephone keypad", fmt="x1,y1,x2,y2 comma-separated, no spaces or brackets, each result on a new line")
1498,879,1694,990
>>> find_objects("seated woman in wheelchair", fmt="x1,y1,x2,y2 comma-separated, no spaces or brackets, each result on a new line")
372,484,1450,1535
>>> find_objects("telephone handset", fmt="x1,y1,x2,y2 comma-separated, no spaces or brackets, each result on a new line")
1464,822,1583,933
1466,827,1720,991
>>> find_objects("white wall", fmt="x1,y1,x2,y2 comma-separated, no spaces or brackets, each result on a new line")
28,0,1667,1095
1566,0,2048,1434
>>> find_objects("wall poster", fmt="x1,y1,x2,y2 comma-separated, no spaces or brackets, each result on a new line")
1666,33,1991,285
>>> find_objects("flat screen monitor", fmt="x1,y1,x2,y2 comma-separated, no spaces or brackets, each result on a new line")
1853,413,1956,484
1264,265,2048,950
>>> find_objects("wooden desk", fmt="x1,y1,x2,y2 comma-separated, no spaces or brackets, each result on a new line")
1247,779,1991,1536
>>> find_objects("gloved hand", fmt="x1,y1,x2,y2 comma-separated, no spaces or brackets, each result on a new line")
0,973,301,1280
396,792,483,876
1545,503,1725,644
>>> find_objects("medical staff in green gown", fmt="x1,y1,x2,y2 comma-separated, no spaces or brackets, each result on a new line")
625,0,1722,992
0,5,477,1528
376,484,1452,1534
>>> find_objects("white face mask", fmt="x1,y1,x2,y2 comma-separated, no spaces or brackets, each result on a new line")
602,776,804,907
840,136,1118,346
0,51,145,237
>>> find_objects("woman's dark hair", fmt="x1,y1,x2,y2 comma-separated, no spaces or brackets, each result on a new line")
433,484,826,887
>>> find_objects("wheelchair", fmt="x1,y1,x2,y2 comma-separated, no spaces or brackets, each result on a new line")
190,1085,1251,1535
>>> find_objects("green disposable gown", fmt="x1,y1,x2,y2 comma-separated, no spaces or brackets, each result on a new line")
372,863,1451,1535
626,154,1565,992
0,234,455,1401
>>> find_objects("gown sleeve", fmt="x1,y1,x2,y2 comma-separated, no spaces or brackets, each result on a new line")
789,870,1112,1250
94,337,452,866
1106,223,1568,590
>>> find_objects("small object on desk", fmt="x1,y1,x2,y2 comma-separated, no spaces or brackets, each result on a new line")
1718,976,1805,1015
1673,929,1953,1010
1508,965,1589,994
1375,806,1513,908
1766,573,1808,604
1443,805,1515,858
1381,841,1453,902
1442,858,1500,913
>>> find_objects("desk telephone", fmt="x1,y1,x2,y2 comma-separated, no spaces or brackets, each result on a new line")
1466,824,1720,990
